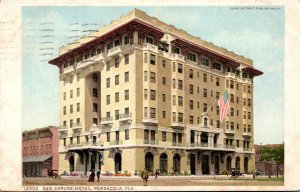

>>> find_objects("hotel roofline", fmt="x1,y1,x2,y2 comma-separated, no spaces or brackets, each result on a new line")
49,8,263,76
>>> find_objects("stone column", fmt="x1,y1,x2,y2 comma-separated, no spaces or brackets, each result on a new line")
88,152,92,172
211,133,215,147
133,30,139,44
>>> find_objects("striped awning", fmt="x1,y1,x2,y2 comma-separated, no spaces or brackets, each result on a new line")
22,155,52,163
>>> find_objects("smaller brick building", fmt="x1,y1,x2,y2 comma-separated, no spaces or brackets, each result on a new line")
22,126,59,177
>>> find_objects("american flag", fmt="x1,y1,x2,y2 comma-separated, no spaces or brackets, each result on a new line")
218,90,230,122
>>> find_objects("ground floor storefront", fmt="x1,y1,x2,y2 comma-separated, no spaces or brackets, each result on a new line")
59,147,255,176
23,155,52,177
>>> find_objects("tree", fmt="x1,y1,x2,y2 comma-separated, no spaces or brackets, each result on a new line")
260,144,284,178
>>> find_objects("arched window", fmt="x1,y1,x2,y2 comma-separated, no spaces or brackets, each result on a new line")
145,152,154,172
173,153,181,173
204,117,208,126
160,153,168,173
69,156,75,173
115,153,122,173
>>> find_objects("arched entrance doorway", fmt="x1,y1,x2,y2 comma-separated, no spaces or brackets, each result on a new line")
69,156,74,173
236,157,240,170
190,154,196,175
145,152,154,172
114,153,122,173
202,155,210,174
173,153,181,173
226,156,232,172
159,153,168,173
244,157,249,174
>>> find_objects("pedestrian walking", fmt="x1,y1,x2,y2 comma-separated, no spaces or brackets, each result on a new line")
141,168,149,186
96,170,101,182
88,169,95,182
155,169,159,179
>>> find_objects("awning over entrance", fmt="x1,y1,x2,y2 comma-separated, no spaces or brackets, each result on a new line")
22,155,52,163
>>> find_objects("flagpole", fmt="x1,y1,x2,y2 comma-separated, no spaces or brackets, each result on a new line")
204,88,228,114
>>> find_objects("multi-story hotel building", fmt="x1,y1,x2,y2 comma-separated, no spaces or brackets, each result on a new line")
49,9,263,176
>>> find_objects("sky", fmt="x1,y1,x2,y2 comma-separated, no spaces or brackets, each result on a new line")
22,6,284,145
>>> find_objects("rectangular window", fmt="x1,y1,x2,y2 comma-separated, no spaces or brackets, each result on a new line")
203,103,207,112
63,92,66,100
124,36,129,45
144,130,149,142
150,72,156,83
162,77,166,85
248,86,251,94
226,121,229,129
243,98,246,106
92,73,98,82
115,92,119,103
162,131,166,141
70,90,73,99
162,111,166,118
243,85,246,93
106,95,110,105
150,130,155,141
230,80,234,89
213,63,221,71
248,99,251,107
63,106,66,115
203,73,207,82
237,123,239,130
162,60,166,68
106,132,110,142
125,72,129,82
93,88,98,97
150,90,156,101
115,75,119,85
93,103,98,112
230,122,234,130
70,75,73,84
178,133,182,143
144,71,148,82
172,79,176,89
216,106,219,115
70,104,73,113
189,69,193,78
216,77,220,86
189,116,194,124
106,61,110,71
106,78,110,88
144,89,148,99
178,96,183,106
173,62,176,72
114,39,120,47
178,63,183,73
125,54,129,64
178,113,183,122
115,57,119,68
244,111,246,119
230,94,234,102
187,52,196,62
144,107,148,117
202,58,209,67
230,108,234,116
125,90,129,100
77,88,80,97
248,112,251,119
173,95,176,105
189,100,194,109
236,84,239,90
216,120,220,128
236,97,239,103
173,112,176,122
125,129,129,140
116,131,119,141
189,85,193,94
204,88,207,97
162,94,166,102
115,110,119,120
77,103,80,112
70,137,73,145
144,53,147,63
146,36,154,44
150,54,156,65
236,110,239,116
93,118,98,125
178,80,183,90
150,108,156,118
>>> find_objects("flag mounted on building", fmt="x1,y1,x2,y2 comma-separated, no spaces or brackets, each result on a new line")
218,89,230,122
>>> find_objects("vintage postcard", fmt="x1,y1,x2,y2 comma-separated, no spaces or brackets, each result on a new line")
0,1,299,191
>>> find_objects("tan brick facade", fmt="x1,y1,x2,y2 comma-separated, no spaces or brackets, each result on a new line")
49,9,262,176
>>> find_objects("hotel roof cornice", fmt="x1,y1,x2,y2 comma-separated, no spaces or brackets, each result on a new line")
49,8,263,76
